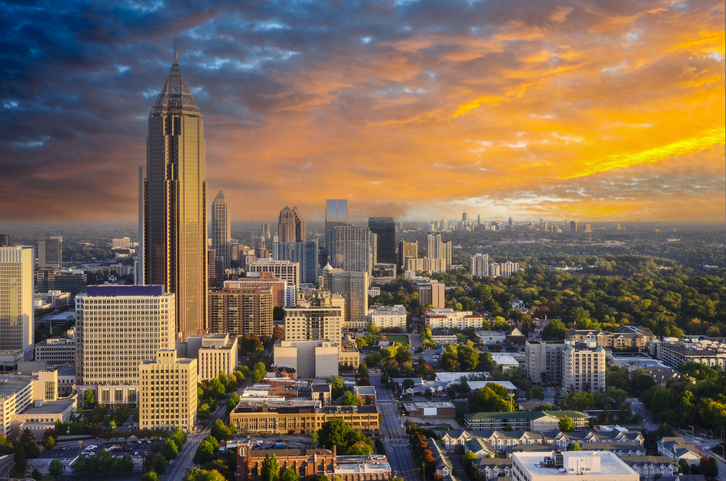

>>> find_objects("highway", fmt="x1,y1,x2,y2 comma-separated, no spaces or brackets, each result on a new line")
371,373,421,481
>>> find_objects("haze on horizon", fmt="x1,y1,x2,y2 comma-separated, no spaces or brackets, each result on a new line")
0,0,724,225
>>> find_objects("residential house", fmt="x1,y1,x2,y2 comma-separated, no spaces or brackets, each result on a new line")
657,437,701,462
620,456,678,480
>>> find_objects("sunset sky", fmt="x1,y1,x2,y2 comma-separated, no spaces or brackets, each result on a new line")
1,0,724,224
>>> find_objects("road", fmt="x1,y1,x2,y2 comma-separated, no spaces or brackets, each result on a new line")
371,373,421,481
627,398,660,431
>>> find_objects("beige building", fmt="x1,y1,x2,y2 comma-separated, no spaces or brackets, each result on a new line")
0,375,33,437
75,285,175,386
13,395,77,440
208,286,273,337
369,305,407,330
398,240,418,269
562,345,606,392
247,259,300,306
225,275,287,308
470,253,489,277
0,246,34,358
419,281,446,309
284,303,343,347
34,337,75,364
427,233,452,269
274,340,339,379
196,334,239,381
405,257,447,274
139,349,197,432
322,266,369,330
424,308,483,330
511,451,639,481
278,206,306,243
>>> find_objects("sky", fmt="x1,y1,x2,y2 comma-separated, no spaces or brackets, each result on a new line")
0,0,724,225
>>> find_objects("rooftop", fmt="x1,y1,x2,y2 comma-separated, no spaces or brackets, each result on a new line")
86,284,166,297
513,451,638,477
20,397,76,415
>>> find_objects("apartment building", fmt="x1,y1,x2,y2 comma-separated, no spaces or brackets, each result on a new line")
284,304,343,346
524,341,566,386
208,286,273,337
470,254,489,277
196,333,239,381
246,259,300,306
562,345,606,392
368,305,407,330
424,308,483,330
419,280,446,308
322,266,369,330
139,350,197,432
566,330,653,351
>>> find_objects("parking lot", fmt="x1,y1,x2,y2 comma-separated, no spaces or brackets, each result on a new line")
41,440,156,460
235,434,314,450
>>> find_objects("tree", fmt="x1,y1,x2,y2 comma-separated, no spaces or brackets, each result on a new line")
194,436,219,465
311,431,319,448
186,468,227,481
253,362,267,383
119,454,134,473
211,419,233,441
44,435,56,449
49,458,64,478
261,453,280,481
171,428,188,450
314,476,330,481
462,451,477,473
84,389,96,407
227,392,241,412
341,391,361,406
24,439,41,458
469,385,512,413
31,469,42,481
318,419,352,449
347,442,373,455
703,456,718,478
402,379,415,390
153,453,169,474
567,442,581,451
161,438,179,460
141,472,161,481
559,416,575,432
280,467,300,481
330,376,346,399
458,344,479,371
543,320,568,340
14,445,26,475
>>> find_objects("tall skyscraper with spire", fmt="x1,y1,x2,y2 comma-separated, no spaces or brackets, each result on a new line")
143,48,207,339
277,206,306,242
211,189,231,269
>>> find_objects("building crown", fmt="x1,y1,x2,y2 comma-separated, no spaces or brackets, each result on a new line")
151,48,200,116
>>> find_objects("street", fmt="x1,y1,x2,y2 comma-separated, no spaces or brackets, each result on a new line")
627,398,660,431
371,373,421,481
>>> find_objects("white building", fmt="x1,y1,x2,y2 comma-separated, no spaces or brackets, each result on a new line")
178,333,239,382
323,266,369,330
501,261,521,277
562,345,606,392
284,304,343,347
470,254,489,277
477,330,506,345
0,246,34,358
424,309,483,330
247,259,300,306
34,337,76,365
274,340,339,379
511,451,639,481
369,305,407,330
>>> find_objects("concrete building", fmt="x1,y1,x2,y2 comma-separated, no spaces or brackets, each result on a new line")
398,241,418,270
329,224,372,275
139,349,197,431
525,341,567,386
566,330,653,351
427,233,452,269
13,395,77,440
143,52,208,340
247,259,300,306
405,257,447,273
75,285,175,386
511,451,639,481
656,343,726,369
353,385,376,405
369,305,407,330
368,217,396,265
37,236,62,269
0,375,32,436
34,269,86,297
208,286,273,337
424,309,483,330
211,189,232,270
403,401,457,418
322,266,369,330
225,275,287,308
419,280,446,308
0,246,34,358
193,333,239,381
112,237,132,249
272,239,319,284
34,337,75,365
477,331,506,345
489,263,501,277
284,303,343,347
464,411,588,432
501,261,520,277
562,345,606,392
278,206,307,243
274,340,339,379
470,253,489,277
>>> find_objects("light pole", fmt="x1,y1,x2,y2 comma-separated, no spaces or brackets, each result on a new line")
689,425,695,439
709,429,713,440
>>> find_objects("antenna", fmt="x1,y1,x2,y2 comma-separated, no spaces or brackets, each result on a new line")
174,39,178,63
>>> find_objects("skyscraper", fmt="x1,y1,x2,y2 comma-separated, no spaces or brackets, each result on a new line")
427,233,451,269
273,238,319,284
143,50,207,339
398,241,418,270
325,199,348,258
322,265,369,330
470,253,489,277
278,206,306,243
368,217,396,264
37,236,62,269
211,189,231,269
330,225,372,274
0,246,34,358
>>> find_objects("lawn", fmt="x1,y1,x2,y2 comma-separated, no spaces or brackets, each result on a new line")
386,335,410,345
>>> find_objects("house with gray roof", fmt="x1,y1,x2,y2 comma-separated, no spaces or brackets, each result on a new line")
620,456,678,479
657,437,700,462
473,458,513,481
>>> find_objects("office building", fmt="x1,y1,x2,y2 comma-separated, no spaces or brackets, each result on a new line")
0,246,34,357
524,341,566,387
208,286,273,337
0,235,8,247
34,337,75,365
272,238,319,284
398,241,418,269
284,303,343,346
192,333,239,381
329,225,372,274
139,349,197,431
470,253,489,277
424,308,483,330
112,237,132,249
510,451,639,481
322,265,369,330
274,340,339,378
247,259,299,306
419,280,446,308
211,189,232,269
368,217,396,265
75,285,175,386
325,199,348,231
207,249,223,287
225,276,287,308
464,411,588,432
35,269,86,297
427,233,452,269
369,305,407,330
570,221,578,233
562,345,606,392
37,236,62,269
142,50,207,339
278,206,306,243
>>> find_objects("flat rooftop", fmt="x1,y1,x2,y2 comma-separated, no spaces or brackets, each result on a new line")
513,451,638,477
20,397,75,415
0,375,31,396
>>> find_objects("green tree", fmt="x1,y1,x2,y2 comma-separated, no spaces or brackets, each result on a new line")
543,320,568,340
462,451,477,473
161,438,179,460
703,456,718,478
49,458,64,478
171,428,188,450
119,454,134,473
341,391,360,406
14,445,26,475
559,416,575,432
186,468,227,481
567,442,581,451
330,376,346,399
458,344,480,371
84,389,96,407
280,467,300,481
253,362,267,383
31,469,42,481
141,472,161,481
24,439,41,458
347,442,373,455
318,419,352,449
469,385,512,412
153,453,168,474
44,435,56,449
314,476,330,481
211,419,234,441
311,431,319,448
194,436,219,465
261,453,280,481
227,392,241,412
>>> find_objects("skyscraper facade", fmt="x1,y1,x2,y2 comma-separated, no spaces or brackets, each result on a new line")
470,253,489,277
427,233,452,269
143,51,207,339
272,238,319,284
208,287,273,337
398,241,418,269
330,225,372,274
37,236,62,269
324,199,348,257
278,206,306,243
0,246,34,357
211,189,232,269
368,217,396,265
322,265,369,330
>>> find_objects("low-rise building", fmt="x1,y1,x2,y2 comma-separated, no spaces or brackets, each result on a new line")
511,451,639,481
424,309,483,330
427,438,453,477
13,395,77,440
353,385,376,405
464,411,588,432
274,340,340,379
619,456,677,479
178,333,238,381
566,329,653,351
403,401,456,418
368,305,407,330
656,437,700,462
34,337,76,365
477,331,506,345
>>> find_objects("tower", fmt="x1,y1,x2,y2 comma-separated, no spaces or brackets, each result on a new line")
368,217,396,265
0,246,34,358
278,206,306,242
211,189,231,269
143,48,207,339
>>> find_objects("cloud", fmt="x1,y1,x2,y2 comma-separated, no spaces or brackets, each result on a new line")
0,0,723,224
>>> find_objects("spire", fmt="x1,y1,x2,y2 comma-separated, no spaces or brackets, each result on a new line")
150,44,200,116
214,189,227,202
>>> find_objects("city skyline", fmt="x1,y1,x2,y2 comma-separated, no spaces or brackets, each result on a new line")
0,1,724,225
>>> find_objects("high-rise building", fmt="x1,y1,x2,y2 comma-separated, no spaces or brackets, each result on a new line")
329,225,372,274
325,199,348,254
419,280,446,309
562,344,606,392
398,241,418,269
208,287,273,337
225,276,287,308
524,340,566,386
142,50,207,340
211,189,232,269
37,236,62,269
322,265,369,330
500,261,520,277
284,303,343,347
278,206,306,243
470,253,489,277
427,233,451,269
34,269,86,297
247,259,300,306
570,221,578,233
368,217,396,265
75,285,175,386
272,238,319,284
0,235,8,247
139,349,197,431
261,224,271,239
0,246,34,358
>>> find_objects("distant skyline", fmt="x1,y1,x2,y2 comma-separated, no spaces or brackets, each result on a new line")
0,1,724,224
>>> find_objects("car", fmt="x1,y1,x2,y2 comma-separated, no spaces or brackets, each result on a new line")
134,452,139,456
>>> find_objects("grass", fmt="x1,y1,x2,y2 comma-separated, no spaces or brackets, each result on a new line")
386,335,410,345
